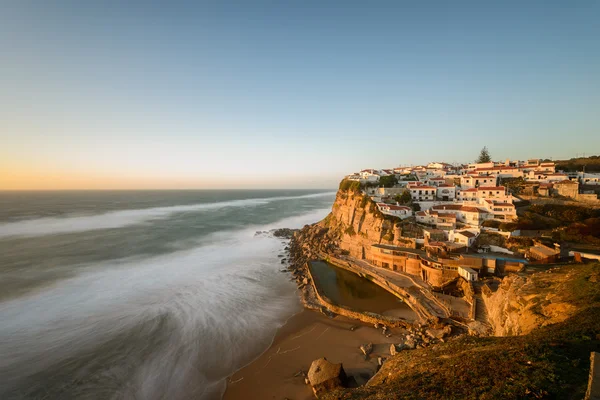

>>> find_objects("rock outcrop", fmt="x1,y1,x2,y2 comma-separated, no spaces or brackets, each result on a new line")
293,188,422,261
483,267,585,336
307,358,347,398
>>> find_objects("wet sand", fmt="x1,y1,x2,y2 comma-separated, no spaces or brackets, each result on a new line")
223,309,408,400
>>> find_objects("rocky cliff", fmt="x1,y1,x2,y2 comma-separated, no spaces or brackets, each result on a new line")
297,187,421,260
483,266,592,336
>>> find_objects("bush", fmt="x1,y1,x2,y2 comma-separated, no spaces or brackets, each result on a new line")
339,179,361,192
499,222,518,232
345,225,356,236
394,191,412,205
379,175,398,188
482,220,501,229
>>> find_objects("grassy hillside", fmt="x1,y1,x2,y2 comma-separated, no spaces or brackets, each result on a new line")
324,263,600,400
555,155,600,172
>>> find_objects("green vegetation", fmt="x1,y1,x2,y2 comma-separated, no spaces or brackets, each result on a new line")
339,179,362,192
344,225,356,236
325,263,600,400
379,175,398,188
501,176,525,195
359,194,369,208
515,204,600,243
556,155,600,172
476,146,492,163
482,220,501,229
528,203,599,224
393,191,412,205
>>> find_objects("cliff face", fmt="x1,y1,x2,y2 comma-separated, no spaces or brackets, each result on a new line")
307,189,418,259
483,268,585,336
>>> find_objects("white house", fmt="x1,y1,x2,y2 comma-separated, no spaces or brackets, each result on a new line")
426,177,447,186
359,169,380,183
524,170,568,183
480,200,517,221
458,266,479,281
436,184,456,201
456,186,511,203
409,185,436,201
416,209,457,229
376,203,413,219
460,175,498,189
453,230,479,247
467,162,495,171
431,204,490,226
472,166,523,178
579,172,600,185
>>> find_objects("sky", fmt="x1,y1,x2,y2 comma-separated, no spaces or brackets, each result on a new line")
1,1,599,190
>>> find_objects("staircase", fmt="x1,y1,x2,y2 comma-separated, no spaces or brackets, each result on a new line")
473,284,491,327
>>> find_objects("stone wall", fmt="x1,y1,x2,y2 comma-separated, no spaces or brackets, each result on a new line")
305,261,413,328
323,254,449,324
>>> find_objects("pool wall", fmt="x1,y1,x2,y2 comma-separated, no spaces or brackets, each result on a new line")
310,254,447,324
306,261,415,328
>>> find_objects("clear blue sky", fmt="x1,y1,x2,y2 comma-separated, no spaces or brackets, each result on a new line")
1,1,599,189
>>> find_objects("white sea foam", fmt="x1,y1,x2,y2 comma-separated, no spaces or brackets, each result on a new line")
0,206,330,400
0,192,335,239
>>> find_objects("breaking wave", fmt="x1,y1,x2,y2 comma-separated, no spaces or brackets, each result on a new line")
0,206,330,400
0,192,335,239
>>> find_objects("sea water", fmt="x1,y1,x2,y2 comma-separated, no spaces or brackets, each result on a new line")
0,190,335,399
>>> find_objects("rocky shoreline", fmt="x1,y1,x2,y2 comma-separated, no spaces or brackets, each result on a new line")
272,223,458,397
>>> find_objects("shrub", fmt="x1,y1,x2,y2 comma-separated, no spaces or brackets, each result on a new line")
338,179,362,192
379,175,398,188
499,222,518,232
482,220,501,229
344,225,356,236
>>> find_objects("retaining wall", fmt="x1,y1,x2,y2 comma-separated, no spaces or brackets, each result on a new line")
319,254,445,324
305,262,412,328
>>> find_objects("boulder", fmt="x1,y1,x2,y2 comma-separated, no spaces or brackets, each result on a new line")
272,228,298,239
359,343,373,357
307,358,347,398
302,277,309,285
390,344,398,356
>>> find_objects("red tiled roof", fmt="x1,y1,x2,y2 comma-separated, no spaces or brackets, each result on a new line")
438,184,454,187
492,202,515,208
438,213,457,219
460,206,487,214
411,186,436,190
416,211,426,216
477,186,505,191
432,204,462,211
474,166,518,172
457,230,477,238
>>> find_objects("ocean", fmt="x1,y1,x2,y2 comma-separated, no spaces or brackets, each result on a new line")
0,190,335,400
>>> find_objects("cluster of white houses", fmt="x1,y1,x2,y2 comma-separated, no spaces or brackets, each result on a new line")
348,159,599,187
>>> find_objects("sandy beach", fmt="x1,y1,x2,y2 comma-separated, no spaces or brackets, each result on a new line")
223,309,408,400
